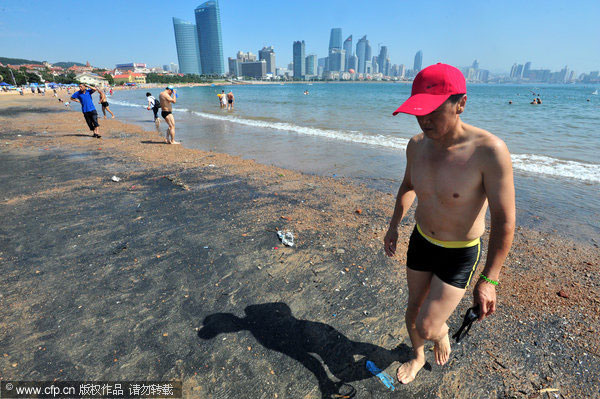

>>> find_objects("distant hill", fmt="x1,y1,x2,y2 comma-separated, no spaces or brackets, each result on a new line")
0,57,43,65
53,61,85,68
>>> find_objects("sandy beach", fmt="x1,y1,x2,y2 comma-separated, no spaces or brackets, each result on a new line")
0,95,598,398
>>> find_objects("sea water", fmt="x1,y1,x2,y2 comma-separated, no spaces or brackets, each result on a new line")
108,83,600,240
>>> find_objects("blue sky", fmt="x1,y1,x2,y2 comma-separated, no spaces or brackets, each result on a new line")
1,0,598,73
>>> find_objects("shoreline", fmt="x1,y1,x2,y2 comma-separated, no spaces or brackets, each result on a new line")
1,95,598,398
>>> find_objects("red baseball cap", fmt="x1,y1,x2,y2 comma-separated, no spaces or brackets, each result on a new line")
393,63,466,116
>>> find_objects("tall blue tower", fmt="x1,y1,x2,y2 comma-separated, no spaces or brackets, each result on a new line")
172,17,202,75
195,0,225,75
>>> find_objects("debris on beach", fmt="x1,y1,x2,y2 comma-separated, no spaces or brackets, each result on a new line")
277,230,294,247
164,175,190,190
557,290,570,299
355,208,362,215
365,360,395,391
111,176,121,182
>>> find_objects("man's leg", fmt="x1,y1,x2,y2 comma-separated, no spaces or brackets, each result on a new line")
165,114,179,144
397,268,432,384
416,275,466,366
106,106,115,118
102,106,107,119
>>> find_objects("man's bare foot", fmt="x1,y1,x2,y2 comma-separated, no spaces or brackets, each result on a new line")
169,141,181,145
111,116,115,119
397,358,426,384
434,333,451,365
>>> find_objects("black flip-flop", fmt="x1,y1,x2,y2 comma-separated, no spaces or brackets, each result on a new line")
452,305,479,343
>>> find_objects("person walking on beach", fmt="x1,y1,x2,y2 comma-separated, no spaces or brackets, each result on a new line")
98,89,115,119
146,92,161,124
70,83,101,138
226,90,234,110
159,86,180,144
383,63,515,384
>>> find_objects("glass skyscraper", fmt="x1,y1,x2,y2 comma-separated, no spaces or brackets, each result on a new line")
172,18,201,75
356,35,368,74
413,50,423,73
343,35,353,72
195,0,225,75
293,40,305,79
329,28,342,52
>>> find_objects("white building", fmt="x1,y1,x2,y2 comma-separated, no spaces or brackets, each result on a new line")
76,73,108,86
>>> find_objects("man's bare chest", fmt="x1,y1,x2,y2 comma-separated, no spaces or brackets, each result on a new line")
411,148,483,203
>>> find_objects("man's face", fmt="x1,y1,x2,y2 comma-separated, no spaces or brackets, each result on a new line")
416,96,465,139
79,84,86,92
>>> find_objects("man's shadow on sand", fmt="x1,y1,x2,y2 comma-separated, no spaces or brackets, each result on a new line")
197,302,411,398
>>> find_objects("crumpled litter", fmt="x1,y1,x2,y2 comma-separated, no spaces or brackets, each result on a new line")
277,230,295,247
111,176,121,182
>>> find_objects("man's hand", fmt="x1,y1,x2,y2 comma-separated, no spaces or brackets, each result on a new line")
473,280,497,320
383,227,399,257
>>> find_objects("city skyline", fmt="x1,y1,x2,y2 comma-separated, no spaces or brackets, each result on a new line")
1,0,599,74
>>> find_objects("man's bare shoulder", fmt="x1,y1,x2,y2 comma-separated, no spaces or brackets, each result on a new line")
406,133,425,155
464,123,511,165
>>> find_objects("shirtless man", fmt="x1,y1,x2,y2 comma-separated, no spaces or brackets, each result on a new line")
383,63,515,384
98,89,115,119
159,86,180,144
226,90,234,110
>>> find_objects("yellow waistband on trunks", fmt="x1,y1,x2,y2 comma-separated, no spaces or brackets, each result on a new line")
416,224,480,248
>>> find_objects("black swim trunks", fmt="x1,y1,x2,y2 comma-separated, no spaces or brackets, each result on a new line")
406,225,481,289
228,99,233,104
161,110,172,119
83,110,99,131
101,101,109,107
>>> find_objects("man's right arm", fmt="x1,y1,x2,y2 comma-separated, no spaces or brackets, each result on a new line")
384,138,417,257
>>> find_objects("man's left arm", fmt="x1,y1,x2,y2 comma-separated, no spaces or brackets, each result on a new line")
475,138,516,320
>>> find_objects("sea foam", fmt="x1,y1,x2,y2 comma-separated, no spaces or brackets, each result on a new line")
109,100,600,183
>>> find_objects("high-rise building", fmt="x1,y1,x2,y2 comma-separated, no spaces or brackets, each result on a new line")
328,49,346,72
258,46,276,74
305,54,317,76
348,55,358,72
237,51,256,62
378,46,388,76
329,28,343,52
172,17,202,75
241,61,266,79
228,57,241,77
472,59,479,70
343,35,353,72
170,63,179,73
516,64,524,79
413,50,423,73
194,0,224,75
293,41,305,79
163,64,170,72
523,61,532,79
356,35,368,74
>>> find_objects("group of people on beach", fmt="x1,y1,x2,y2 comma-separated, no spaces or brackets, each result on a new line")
216,90,235,110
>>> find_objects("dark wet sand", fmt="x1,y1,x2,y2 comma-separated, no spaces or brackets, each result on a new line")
0,95,598,398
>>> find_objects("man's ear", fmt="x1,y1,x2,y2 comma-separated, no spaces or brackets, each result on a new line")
457,95,467,114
